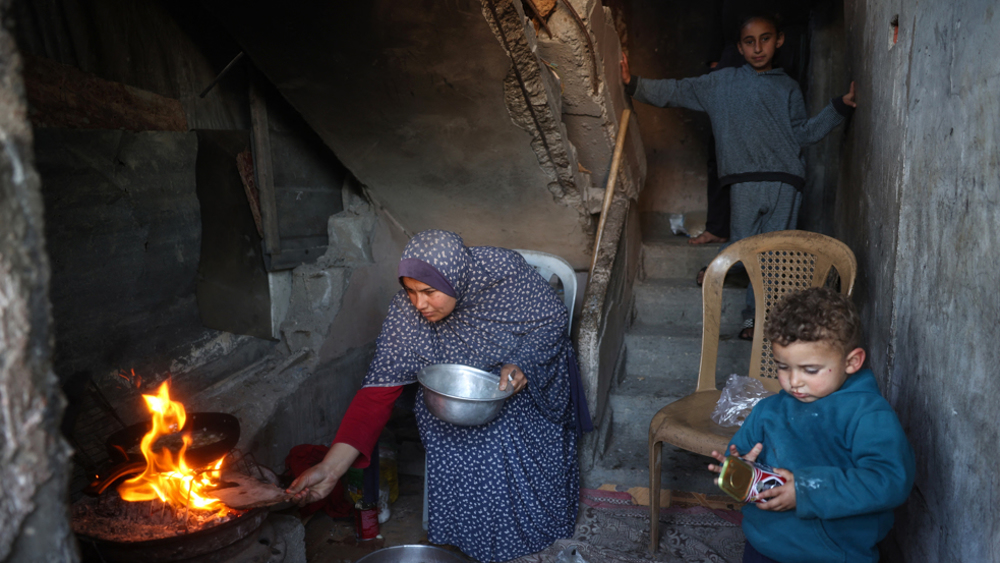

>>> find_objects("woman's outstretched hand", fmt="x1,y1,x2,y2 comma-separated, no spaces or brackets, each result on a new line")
620,52,631,85
286,442,360,506
842,81,857,108
500,364,528,395
287,463,339,505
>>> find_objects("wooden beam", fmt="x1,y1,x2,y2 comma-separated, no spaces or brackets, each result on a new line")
249,81,281,259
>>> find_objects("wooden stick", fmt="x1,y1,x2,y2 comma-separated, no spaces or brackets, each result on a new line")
249,81,281,259
589,108,631,277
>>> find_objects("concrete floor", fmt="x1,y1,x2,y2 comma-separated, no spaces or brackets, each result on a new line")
302,473,474,563
301,408,472,562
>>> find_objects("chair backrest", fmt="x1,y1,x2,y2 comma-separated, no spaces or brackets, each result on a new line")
515,249,577,333
696,230,857,394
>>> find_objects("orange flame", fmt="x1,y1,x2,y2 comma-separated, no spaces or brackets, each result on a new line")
117,382,226,511
117,368,142,389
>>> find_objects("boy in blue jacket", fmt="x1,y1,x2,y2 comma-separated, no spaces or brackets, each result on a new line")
622,13,856,340
710,287,915,563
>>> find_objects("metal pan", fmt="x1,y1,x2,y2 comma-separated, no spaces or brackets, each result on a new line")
105,412,240,468
87,412,240,496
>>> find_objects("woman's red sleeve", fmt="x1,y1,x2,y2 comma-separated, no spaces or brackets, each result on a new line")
333,385,403,469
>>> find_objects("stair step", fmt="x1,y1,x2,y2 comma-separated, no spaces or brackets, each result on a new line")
583,431,720,494
642,239,724,281
587,377,742,493
604,376,722,445
632,279,747,329
625,324,752,379
581,220,751,497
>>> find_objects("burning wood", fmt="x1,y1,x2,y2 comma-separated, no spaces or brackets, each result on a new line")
116,383,229,513
207,470,291,510
72,381,289,546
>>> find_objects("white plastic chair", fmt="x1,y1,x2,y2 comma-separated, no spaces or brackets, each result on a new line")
421,249,578,530
515,249,577,332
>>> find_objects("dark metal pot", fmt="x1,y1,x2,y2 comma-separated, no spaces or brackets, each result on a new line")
106,412,240,467
86,412,240,496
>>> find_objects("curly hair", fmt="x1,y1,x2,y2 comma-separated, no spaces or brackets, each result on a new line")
764,287,862,354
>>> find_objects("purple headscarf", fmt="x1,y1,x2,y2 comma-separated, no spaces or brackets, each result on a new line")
364,230,577,423
398,259,456,298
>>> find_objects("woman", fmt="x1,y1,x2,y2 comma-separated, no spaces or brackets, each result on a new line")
288,230,590,562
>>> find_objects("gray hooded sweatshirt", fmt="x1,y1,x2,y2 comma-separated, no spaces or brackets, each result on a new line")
629,65,851,190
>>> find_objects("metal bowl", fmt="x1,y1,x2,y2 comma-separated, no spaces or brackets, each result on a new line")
356,545,468,563
417,364,513,426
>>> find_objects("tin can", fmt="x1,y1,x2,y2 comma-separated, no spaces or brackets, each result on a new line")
716,455,787,503
355,501,380,540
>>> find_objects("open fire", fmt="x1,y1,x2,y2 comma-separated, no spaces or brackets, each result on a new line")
117,382,227,514
72,381,249,545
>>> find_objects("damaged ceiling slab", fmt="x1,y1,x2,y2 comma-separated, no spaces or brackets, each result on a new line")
206,0,642,268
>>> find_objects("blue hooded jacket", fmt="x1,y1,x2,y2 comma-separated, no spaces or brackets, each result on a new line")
730,369,915,563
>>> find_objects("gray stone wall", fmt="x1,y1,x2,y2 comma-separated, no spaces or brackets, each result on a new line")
838,1,999,560
0,2,77,559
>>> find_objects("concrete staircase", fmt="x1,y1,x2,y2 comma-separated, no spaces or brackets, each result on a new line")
582,234,752,494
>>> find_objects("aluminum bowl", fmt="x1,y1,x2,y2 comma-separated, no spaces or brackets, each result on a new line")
417,364,513,426
356,545,468,563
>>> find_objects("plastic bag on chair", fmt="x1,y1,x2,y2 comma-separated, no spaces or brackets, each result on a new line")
711,374,775,427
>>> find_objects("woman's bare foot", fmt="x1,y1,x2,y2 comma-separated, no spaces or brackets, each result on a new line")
688,231,729,245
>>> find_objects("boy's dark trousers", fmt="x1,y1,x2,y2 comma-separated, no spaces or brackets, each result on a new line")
705,134,731,239
743,540,780,563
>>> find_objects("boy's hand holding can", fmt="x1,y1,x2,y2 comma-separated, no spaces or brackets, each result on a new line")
708,443,796,510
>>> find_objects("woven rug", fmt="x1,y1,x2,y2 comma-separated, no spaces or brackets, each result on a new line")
509,489,746,563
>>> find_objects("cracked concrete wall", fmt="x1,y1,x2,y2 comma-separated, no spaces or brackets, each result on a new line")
202,194,409,471
279,188,400,359
533,0,645,213
836,1,999,560
0,2,77,559
481,0,589,217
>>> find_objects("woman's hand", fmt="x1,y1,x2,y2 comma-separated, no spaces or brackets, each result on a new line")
287,463,340,506
842,81,857,108
500,364,528,395
286,442,360,506
620,52,631,85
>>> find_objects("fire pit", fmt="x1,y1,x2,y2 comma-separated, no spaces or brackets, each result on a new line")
72,382,288,562
75,500,268,563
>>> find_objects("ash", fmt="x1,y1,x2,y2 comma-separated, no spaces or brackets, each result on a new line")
72,491,247,543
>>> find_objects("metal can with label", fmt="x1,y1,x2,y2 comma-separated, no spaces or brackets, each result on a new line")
355,500,380,540
716,455,787,503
